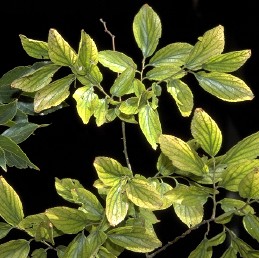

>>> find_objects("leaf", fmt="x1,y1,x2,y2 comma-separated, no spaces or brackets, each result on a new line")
221,131,259,164
133,4,161,58
2,122,41,144
98,50,136,73
19,34,49,59
126,177,163,209
93,156,133,187
188,238,212,258
0,239,30,258
48,28,77,66
0,135,39,170
232,236,259,258
31,248,47,258
138,104,162,150
0,147,7,171
0,85,19,104
76,30,98,70
219,160,259,191
203,50,251,72
167,79,193,117
185,25,225,70
159,134,208,176
146,65,184,81
0,222,12,239
94,98,108,126
149,42,193,66
0,100,17,124
35,220,55,245
191,108,222,156
220,246,237,258
133,79,146,97
97,246,117,258
243,214,259,242
106,180,129,226
195,71,254,102
119,97,139,115
11,64,60,92
73,85,99,124
45,207,90,234
108,226,162,252
71,187,104,221
156,153,176,176
110,67,135,97
34,74,75,113
239,169,259,199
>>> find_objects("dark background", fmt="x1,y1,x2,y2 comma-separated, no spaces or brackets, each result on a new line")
1,0,259,257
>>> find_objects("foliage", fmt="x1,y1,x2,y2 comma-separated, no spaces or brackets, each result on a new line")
0,4,259,257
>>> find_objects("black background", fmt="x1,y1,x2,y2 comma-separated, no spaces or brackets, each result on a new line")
1,0,259,257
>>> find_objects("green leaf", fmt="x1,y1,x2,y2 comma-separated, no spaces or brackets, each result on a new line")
243,214,259,242
0,222,12,239
119,97,139,115
159,134,208,176
220,246,237,258
191,108,222,156
219,160,259,191
108,226,162,252
2,122,41,144
72,187,104,221
221,131,259,164
219,198,254,216
0,147,7,171
31,248,47,258
97,246,117,258
0,135,38,170
48,28,77,66
98,50,136,73
188,238,212,258
146,65,184,81
167,79,193,117
195,71,254,102
0,100,17,124
34,74,75,113
239,169,259,199
133,79,146,97
0,85,19,104
133,4,161,58
126,177,163,209
232,236,259,258
138,104,162,150
76,30,98,70
149,42,193,66
0,239,30,258
73,85,99,124
203,50,251,72
185,25,225,70
11,64,60,92
34,220,55,245
110,67,135,97
45,207,90,234
156,153,176,176
19,34,49,59
93,156,133,187
106,180,129,226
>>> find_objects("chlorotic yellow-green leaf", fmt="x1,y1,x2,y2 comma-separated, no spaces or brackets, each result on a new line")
243,214,259,242
195,71,254,102
221,131,259,164
48,28,77,66
191,108,222,156
11,64,60,92
94,98,108,126
73,85,99,124
0,100,17,125
110,67,135,97
0,135,39,170
185,25,225,70
133,79,146,97
19,34,49,59
76,30,98,70
0,222,12,239
149,42,193,66
203,50,251,73
98,50,136,73
126,177,163,209
219,160,259,191
159,134,208,176
45,207,90,234
34,74,75,113
138,104,162,150
106,180,129,226
133,4,161,58
107,226,162,252
239,169,259,199
119,97,139,115
146,65,184,81
167,79,193,117
0,239,30,258
34,219,55,245
93,156,133,187
156,153,176,176
219,198,254,216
